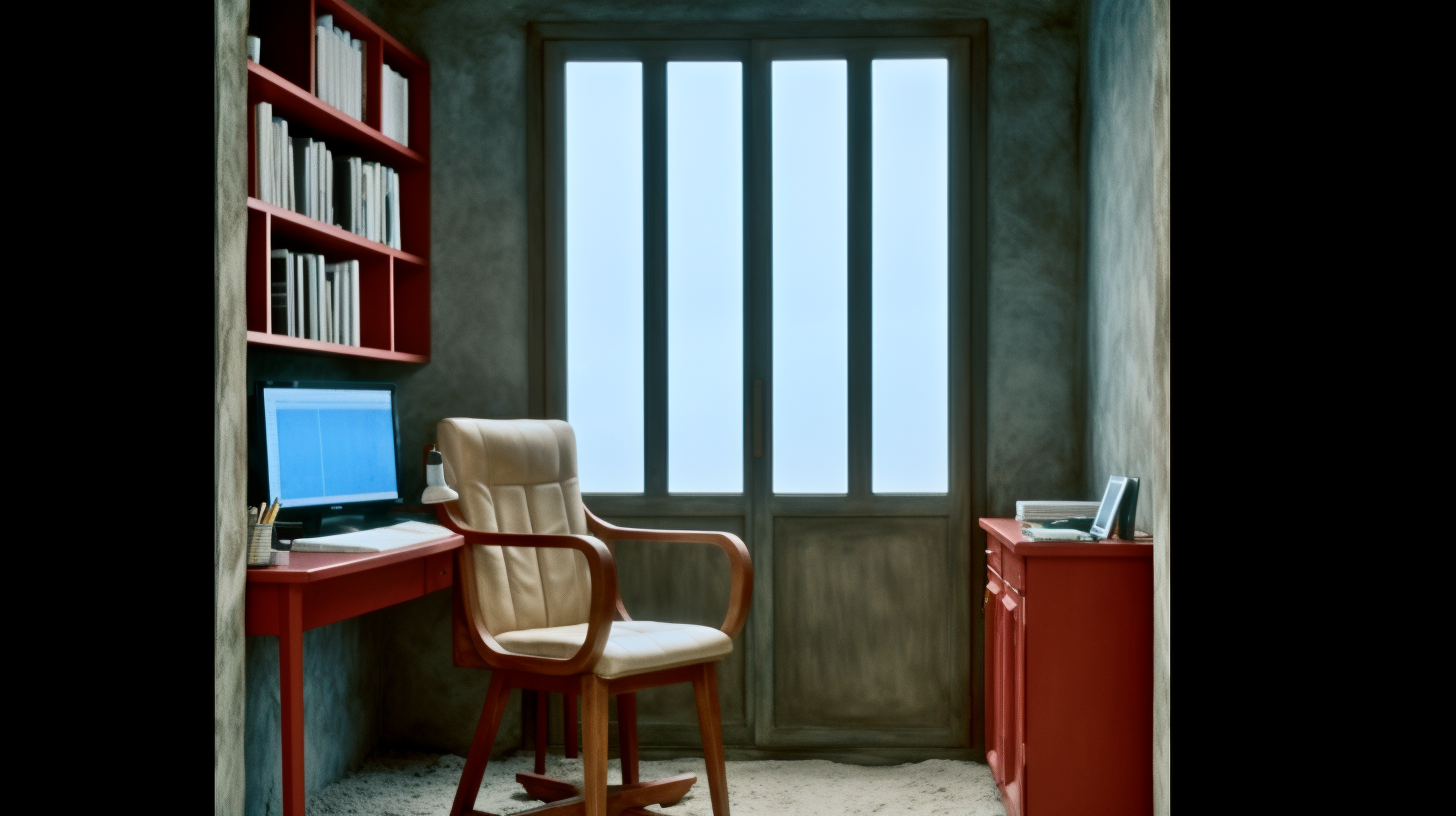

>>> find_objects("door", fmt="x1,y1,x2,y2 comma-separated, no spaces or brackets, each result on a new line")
537,23,984,751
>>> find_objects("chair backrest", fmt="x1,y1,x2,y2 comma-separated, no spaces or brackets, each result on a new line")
436,418,593,636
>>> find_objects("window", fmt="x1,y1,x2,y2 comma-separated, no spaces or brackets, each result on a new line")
544,36,968,499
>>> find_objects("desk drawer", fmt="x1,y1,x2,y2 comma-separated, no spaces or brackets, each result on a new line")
986,537,1002,574
1002,551,1024,593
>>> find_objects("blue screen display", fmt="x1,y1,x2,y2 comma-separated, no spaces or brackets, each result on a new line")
262,387,399,507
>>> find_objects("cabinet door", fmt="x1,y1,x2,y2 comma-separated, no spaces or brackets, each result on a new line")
984,575,1003,782
998,587,1026,816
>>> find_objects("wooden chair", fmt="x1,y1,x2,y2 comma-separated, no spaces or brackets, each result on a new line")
431,418,752,816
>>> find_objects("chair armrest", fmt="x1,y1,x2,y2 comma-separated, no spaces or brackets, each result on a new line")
434,503,618,676
583,506,754,640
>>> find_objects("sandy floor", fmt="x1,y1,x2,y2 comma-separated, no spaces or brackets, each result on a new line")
307,751,1007,815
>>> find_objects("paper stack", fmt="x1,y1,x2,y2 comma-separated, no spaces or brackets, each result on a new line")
1015,500,1101,524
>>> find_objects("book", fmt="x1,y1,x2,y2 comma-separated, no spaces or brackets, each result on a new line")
254,102,272,202
1015,500,1101,523
350,261,361,345
270,250,290,335
1023,528,1096,542
383,64,410,146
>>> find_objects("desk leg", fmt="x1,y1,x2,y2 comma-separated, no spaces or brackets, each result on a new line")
279,584,305,816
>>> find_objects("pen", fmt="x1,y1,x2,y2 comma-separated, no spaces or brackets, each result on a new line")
264,498,281,524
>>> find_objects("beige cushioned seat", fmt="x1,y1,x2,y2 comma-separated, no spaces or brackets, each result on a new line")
438,417,733,679
496,621,732,680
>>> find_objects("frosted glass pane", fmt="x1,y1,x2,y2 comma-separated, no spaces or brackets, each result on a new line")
772,61,847,494
668,62,744,493
566,62,644,492
872,59,948,493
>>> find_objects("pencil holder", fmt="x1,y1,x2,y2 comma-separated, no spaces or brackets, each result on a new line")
247,522,275,568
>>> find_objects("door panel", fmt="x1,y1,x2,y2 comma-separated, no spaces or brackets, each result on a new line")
772,516,951,730
605,515,749,739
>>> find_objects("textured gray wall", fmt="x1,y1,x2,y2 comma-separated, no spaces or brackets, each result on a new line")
215,0,250,813
244,618,383,816
1084,0,1169,812
347,0,1086,518
242,0,1085,795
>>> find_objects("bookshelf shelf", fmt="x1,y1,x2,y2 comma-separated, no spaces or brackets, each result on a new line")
246,0,430,364
250,197,426,264
246,331,429,363
247,61,425,170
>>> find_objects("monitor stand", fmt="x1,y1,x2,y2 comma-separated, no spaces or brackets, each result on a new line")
317,509,397,537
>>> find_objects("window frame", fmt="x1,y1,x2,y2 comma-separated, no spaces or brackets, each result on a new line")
528,21,986,508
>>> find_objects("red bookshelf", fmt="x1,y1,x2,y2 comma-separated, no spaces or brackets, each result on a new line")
246,0,430,362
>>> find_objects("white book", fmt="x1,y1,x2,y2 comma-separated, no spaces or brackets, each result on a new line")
272,119,282,206
382,67,391,140
334,265,343,340
317,16,333,105
391,169,401,249
314,142,323,220
310,254,322,340
401,70,408,146
318,255,328,340
353,38,363,120
350,261,361,346
254,103,271,202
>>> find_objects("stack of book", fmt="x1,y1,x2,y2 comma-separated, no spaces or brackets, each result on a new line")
381,64,410,146
1015,500,1101,528
253,102,294,210
292,137,335,224
336,157,402,249
270,249,361,346
316,14,365,121
252,104,403,249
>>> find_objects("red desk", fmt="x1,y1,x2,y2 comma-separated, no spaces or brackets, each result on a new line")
245,534,463,816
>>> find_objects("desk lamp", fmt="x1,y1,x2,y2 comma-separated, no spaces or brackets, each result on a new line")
421,446,460,504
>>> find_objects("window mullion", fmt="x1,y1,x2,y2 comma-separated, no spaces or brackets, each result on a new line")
644,57,669,496
847,53,873,499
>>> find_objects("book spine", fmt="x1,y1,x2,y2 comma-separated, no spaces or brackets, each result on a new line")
270,251,288,334
351,260,361,346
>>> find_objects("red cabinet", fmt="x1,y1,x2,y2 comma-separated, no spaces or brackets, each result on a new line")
980,518,1152,816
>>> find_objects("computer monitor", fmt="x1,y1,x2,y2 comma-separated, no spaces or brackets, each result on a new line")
252,381,401,514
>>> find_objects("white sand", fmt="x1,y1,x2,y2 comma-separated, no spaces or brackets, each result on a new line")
307,751,1007,815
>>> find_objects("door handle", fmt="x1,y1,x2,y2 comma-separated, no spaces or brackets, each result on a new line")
752,379,763,458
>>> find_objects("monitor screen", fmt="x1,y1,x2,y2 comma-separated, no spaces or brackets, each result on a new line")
259,385,400,508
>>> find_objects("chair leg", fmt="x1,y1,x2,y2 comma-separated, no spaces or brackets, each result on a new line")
581,675,610,816
534,690,549,774
450,671,511,816
564,693,579,758
692,663,730,816
618,692,639,785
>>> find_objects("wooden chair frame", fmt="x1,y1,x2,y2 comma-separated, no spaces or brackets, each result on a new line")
432,495,752,816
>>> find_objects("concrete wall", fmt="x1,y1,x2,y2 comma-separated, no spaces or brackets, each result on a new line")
241,0,1086,802
215,1,249,813
244,618,383,815
1083,0,1169,812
